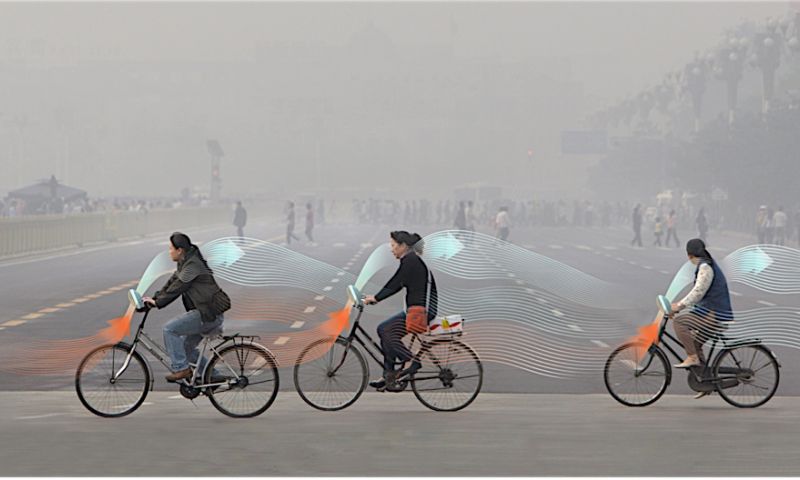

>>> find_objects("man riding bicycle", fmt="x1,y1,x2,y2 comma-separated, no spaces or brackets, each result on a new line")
143,232,231,382
363,231,438,392
670,238,734,380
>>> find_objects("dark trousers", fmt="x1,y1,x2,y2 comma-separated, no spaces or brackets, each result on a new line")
236,226,244,238
631,227,642,247
377,311,412,375
286,223,299,244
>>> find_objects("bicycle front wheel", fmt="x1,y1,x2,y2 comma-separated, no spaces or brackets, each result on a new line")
412,339,483,412
714,344,779,408
75,343,150,418
604,342,670,407
205,344,279,418
293,337,368,411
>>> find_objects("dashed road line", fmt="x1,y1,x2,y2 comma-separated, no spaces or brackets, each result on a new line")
303,306,317,314
274,336,290,346
591,340,610,348
291,321,305,329
38,307,61,314
21,313,44,320
56,303,76,308
730,291,743,297
314,295,325,301
323,286,333,292
567,324,583,332
1,320,26,327
575,245,593,251
331,278,340,283
551,309,564,317
757,300,777,307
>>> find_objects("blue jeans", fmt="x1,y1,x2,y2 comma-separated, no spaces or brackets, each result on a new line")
163,310,223,372
377,311,412,375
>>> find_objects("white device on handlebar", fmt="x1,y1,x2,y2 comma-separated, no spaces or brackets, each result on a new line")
656,294,672,316
128,289,145,311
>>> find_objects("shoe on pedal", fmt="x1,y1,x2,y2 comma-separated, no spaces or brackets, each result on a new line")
165,368,192,382
396,361,422,382
694,391,711,399
369,377,387,391
674,355,701,369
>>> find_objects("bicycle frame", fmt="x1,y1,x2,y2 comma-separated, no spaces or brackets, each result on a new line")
652,312,758,383
113,309,260,390
330,304,456,382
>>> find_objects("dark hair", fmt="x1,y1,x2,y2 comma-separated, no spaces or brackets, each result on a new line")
170,232,213,272
686,238,713,264
390,230,424,253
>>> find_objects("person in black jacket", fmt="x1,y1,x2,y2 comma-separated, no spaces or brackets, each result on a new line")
143,232,231,382
363,231,438,391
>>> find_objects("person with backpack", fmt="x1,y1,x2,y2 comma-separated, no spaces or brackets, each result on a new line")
143,232,232,382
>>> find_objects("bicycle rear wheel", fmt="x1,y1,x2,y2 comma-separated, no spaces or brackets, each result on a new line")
75,343,150,418
205,344,279,418
604,342,670,407
411,339,482,412
714,344,779,408
294,337,368,411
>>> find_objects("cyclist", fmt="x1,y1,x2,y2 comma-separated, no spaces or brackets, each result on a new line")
670,238,734,376
143,232,231,382
363,231,438,391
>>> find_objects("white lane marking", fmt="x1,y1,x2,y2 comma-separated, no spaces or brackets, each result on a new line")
323,286,333,292
525,288,535,294
331,278,340,283
643,265,653,270
168,395,183,399
515,280,525,285
659,270,670,275
56,303,76,308
16,413,67,420
303,306,316,313
757,300,777,307
1,320,25,327
314,295,325,301
576,245,593,251
337,272,345,276
628,261,638,266
538,298,548,304
333,242,346,248
38,307,61,314
507,273,516,278
85,293,102,299
291,321,305,329
342,266,350,271
274,336,290,345
567,324,583,332
0,327,5,330
360,243,373,248
591,340,610,348
730,291,743,297
21,313,43,320
551,309,564,317
548,245,563,250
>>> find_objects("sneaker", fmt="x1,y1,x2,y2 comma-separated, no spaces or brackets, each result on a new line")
674,356,701,369
694,391,711,399
369,378,387,391
385,380,408,393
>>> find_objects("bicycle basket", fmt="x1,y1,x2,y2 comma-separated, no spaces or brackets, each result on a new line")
428,315,464,335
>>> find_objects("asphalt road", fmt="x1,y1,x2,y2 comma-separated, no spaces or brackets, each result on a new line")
2,391,799,476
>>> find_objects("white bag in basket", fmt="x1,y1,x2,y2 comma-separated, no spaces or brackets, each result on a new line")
428,314,464,335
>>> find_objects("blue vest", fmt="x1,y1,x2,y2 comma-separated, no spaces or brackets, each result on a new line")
693,259,734,321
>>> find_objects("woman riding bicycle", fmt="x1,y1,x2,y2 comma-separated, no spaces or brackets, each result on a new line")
363,231,438,392
670,238,734,370
143,232,231,382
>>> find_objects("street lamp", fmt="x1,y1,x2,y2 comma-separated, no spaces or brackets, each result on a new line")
682,54,708,133
712,39,745,127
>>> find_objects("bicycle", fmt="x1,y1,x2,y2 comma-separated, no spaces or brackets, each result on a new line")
75,289,280,418
604,294,780,408
293,284,483,412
